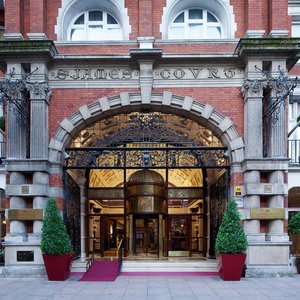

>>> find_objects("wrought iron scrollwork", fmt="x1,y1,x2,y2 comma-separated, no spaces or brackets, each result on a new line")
65,146,229,169
255,65,297,124
0,67,51,127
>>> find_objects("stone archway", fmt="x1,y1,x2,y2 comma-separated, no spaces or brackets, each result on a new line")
49,92,245,164
49,91,244,260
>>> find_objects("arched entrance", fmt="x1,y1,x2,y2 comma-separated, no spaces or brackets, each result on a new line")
50,92,244,260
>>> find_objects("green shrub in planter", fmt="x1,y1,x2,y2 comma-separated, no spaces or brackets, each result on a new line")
41,198,72,255
216,199,248,254
0,116,5,132
288,212,300,235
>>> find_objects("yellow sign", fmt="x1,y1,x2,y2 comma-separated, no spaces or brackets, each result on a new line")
8,209,43,220
250,208,285,220
235,186,242,196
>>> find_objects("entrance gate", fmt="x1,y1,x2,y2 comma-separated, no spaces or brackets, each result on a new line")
63,112,229,258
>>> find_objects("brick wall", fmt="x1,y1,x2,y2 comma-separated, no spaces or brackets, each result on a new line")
4,0,291,41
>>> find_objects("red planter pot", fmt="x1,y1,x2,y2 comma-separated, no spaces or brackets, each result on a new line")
43,253,73,281
218,253,246,281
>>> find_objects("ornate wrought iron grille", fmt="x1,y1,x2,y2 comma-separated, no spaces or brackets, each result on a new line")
0,69,30,127
256,65,297,124
65,113,229,170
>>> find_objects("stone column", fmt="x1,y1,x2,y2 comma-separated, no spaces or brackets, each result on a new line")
27,63,51,159
5,64,27,159
242,59,266,159
243,171,264,241
78,178,87,262
32,172,49,240
266,171,288,242
7,172,26,242
267,61,287,158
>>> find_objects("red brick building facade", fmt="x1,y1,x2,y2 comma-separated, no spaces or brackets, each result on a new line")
0,0,299,278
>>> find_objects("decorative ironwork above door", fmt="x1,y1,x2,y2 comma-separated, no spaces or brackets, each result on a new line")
64,113,229,170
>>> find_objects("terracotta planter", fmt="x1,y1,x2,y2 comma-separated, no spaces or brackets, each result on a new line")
296,257,300,274
43,253,73,281
218,253,246,281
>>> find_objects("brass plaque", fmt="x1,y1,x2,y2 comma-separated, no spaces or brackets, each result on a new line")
8,209,43,220
21,186,30,194
250,208,285,220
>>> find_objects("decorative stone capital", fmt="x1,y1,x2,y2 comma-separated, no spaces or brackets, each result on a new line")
268,78,294,99
26,81,52,102
241,79,268,98
0,77,26,99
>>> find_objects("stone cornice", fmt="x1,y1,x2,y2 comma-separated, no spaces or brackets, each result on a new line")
0,40,58,62
234,38,300,70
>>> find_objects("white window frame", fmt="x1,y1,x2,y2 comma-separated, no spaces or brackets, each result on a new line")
168,8,223,40
56,0,131,42
160,0,236,40
68,10,122,41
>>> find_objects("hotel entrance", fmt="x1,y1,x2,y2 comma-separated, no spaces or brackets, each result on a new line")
64,112,229,259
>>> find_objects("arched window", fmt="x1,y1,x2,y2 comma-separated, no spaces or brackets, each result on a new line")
169,8,222,39
69,10,122,41
56,0,130,42
161,0,236,40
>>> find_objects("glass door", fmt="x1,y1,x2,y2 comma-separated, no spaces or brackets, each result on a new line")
168,215,190,256
134,216,158,256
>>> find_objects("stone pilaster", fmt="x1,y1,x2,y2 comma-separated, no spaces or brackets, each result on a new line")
266,61,287,158
31,172,49,240
266,171,288,242
27,63,51,159
243,171,264,241
6,172,26,242
139,60,154,103
4,64,27,159
242,60,267,159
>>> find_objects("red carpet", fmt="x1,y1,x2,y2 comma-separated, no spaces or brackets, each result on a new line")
79,260,119,282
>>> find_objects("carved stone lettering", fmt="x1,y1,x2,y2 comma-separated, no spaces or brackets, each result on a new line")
207,68,220,79
94,69,107,79
160,69,171,79
50,68,137,81
174,68,185,79
189,68,202,79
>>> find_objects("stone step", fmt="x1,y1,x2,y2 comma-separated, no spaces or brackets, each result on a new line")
121,260,218,273
70,258,219,274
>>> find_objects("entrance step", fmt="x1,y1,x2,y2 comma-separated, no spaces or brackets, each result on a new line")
121,259,219,274
70,259,86,273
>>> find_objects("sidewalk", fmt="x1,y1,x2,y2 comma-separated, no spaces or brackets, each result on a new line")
0,274,299,300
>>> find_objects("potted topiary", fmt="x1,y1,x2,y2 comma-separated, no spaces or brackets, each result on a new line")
288,211,300,273
215,199,248,281
41,198,73,281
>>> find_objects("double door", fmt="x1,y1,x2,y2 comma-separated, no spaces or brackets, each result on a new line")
168,214,205,256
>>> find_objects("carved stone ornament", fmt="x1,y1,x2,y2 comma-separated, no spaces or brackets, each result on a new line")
26,81,52,101
268,78,294,99
0,77,26,99
241,79,268,98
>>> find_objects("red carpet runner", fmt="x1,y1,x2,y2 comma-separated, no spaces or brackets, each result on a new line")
79,260,119,282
